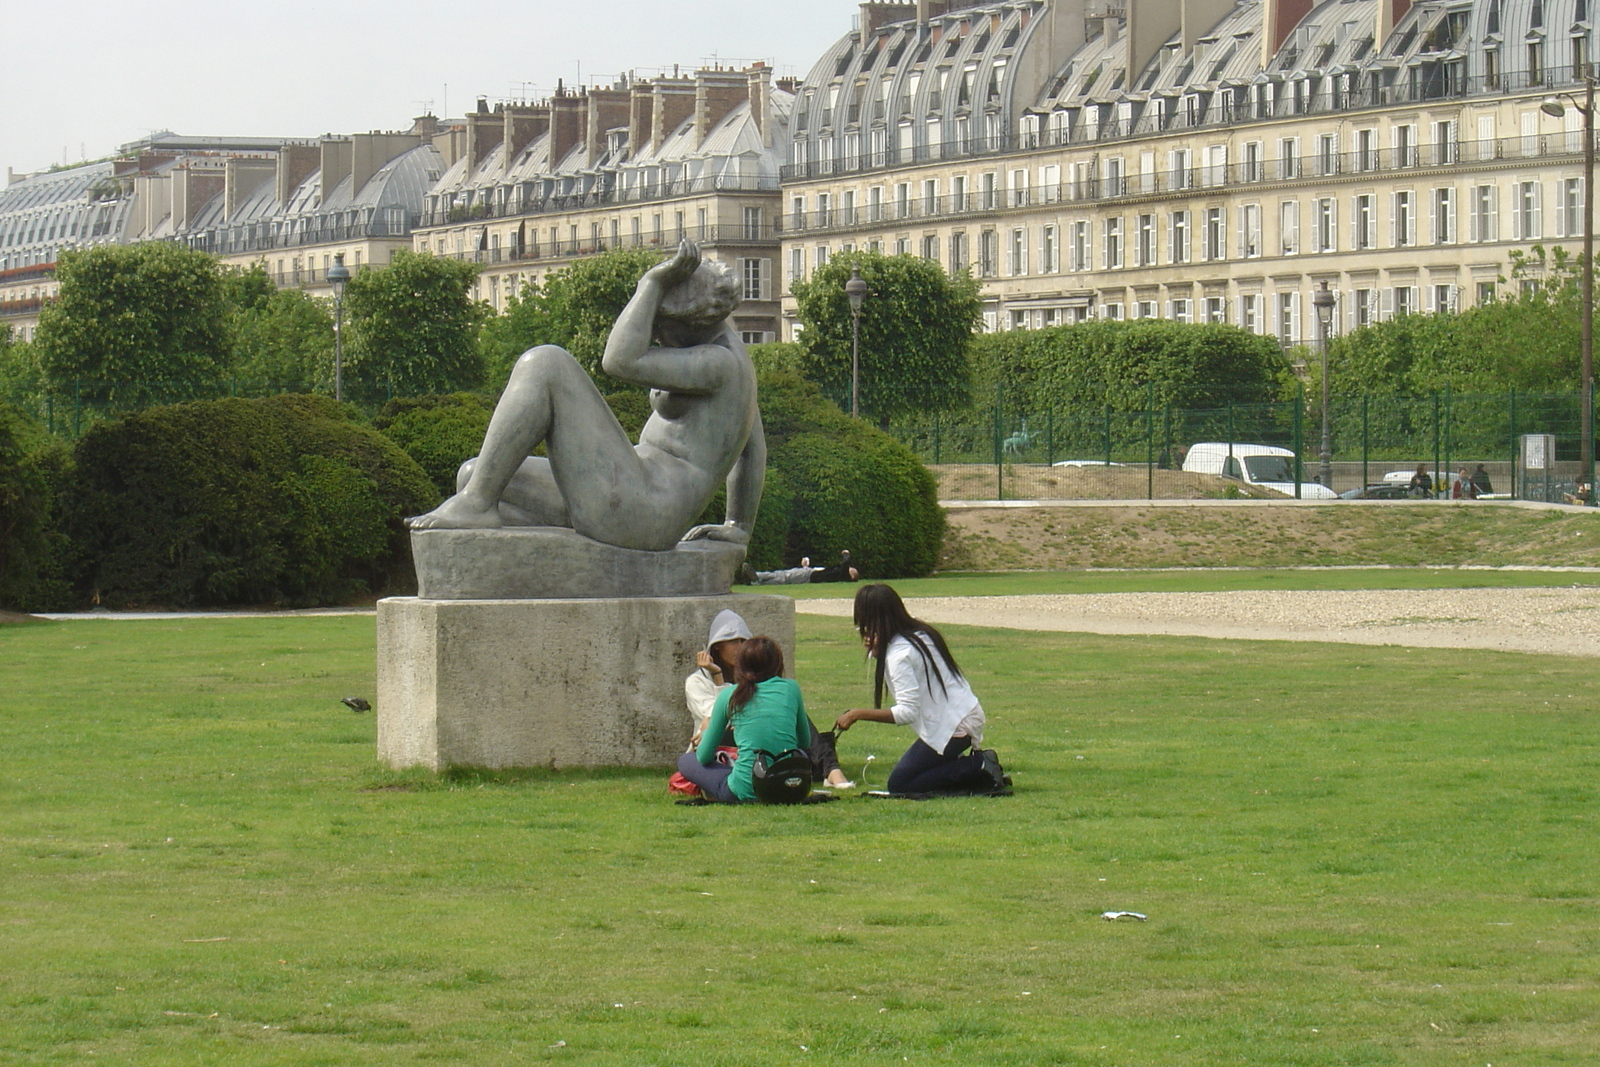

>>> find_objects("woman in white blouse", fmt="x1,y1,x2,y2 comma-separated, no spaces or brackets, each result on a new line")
833,584,1007,795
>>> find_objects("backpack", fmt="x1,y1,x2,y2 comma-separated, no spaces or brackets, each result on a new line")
750,748,812,804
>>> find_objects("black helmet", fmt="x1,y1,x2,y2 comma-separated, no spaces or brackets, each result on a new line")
751,748,812,804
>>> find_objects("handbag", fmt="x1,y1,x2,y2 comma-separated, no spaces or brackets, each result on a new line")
750,748,812,804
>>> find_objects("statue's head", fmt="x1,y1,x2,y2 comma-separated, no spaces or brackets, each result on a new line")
656,259,741,330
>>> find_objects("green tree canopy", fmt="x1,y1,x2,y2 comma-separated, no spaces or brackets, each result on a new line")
32,242,231,404
224,264,334,388
344,251,486,397
791,252,982,420
478,247,662,388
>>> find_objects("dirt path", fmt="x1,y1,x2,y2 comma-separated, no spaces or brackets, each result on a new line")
794,587,1600,657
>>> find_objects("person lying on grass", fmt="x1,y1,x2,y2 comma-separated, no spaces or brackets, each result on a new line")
685,610,852,788
833,583,1008,796
677,636,810,803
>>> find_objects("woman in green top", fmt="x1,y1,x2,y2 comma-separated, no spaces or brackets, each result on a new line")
676,636,809,803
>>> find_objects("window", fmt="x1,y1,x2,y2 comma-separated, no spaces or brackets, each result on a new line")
1352,194,1375,249
1393,190,1415,246
1278,291,1298,344
1477,281,1497,304
1243,140,1263,182
1041,224,1059,273
1318,133,1339,176
1314,198,1336,252
922,234,940,263
1433,187,1457,243
922,179,938,215
952,175,968,211
1071,221,1090,271
1471,184,1499,241
1394,286,1416,316
868,186,884,223
1103,302,1124,320
1171,297,1192,323
1204,296,1226,323
1104,217,1124,268
1203,207,1226,261
1240,293,1259,332
1104,156,1124,196
950,231,969,271
741,258,767,300
979,230,999,277
1280,200,1299,254
1356,128,1377,172
1394,124,1416,167
894,236,910,255
1515,180,1542,239
981,172,998,210
816,194,832,228
894,182,911,218
1432,284,1456,313
1009,228,1027,275
1434,120,1457,165
842,190,857,226
1278,137,1299,179
788,246,804,283
1560,177,1583,237
1170,149,1191,190
790,196,805,230
1137,299,1157,319
1354,287,1374,327
815,245,830,268
1240,204,1262,258
1137,213,1157,266
1010,169,1029,207
1169,210,1190,263
1204,144,1227,187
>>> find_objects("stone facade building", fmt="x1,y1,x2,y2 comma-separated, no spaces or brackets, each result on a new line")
412,64,793,343
780,0,1594,344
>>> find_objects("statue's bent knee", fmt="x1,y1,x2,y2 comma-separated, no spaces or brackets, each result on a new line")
514,345,580,374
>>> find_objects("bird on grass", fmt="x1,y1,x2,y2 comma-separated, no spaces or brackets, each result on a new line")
342,697,371,713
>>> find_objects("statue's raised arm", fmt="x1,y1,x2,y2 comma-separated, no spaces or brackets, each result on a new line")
406,240,763,555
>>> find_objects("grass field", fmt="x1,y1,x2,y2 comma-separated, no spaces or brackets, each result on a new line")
3,600,1597,1066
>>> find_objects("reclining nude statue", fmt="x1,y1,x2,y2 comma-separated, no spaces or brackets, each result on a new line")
406,240,763,553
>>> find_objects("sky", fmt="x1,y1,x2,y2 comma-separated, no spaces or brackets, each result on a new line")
2,0,861,175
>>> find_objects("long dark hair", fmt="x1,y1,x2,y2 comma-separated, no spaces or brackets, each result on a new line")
729,635,784,714
852,583,961,709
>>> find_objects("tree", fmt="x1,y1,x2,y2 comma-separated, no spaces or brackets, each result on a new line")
33,242,231,405
791,251,982,421
224,264,334,388
478,247,662,388
344,251,486,397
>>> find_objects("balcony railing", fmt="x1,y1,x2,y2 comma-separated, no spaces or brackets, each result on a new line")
419,175,781,230
425,223,781,266
778,133,1591,234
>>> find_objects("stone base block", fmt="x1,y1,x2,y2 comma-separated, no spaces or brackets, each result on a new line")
376,593,795,770
410,527,745,600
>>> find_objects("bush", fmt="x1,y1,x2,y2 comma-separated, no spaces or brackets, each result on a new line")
750,368,943,578
67,394,438,608
373,393,495,498
0,403,75,611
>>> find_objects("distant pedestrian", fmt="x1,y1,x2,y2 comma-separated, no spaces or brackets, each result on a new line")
1452,468,1477,499
1470,464,1494,496
1408,464,1434,498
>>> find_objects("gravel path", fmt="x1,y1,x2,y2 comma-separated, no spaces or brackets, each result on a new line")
794,587,1600,657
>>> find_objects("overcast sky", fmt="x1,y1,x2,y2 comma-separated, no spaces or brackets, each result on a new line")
3,0,859,175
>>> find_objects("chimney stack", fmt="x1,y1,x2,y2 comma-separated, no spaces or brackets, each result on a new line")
693,67,748,149
319,137,353,203
747,63,775,148
585,88,632,167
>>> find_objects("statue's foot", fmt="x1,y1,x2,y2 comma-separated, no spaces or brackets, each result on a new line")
406,494,505,530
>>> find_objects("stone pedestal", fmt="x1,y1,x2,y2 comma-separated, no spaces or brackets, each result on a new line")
376,593,795,770
410,527,746,600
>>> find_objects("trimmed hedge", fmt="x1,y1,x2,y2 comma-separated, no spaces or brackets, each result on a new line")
68,394,438,608
750,368,944,578
373,393,495,498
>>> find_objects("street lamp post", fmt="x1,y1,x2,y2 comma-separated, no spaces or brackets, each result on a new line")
845,264,869,418
1313,280,1337,491
1542,68,1596,494
327,252,351,403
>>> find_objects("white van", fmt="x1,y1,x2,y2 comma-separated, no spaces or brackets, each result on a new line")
1181,442,1337,499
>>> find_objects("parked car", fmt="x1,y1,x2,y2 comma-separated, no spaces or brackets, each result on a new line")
1339,482,1414,500
1181,442,1338,498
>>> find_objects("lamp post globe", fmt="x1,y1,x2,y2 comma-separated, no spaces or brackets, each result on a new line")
845,264,869,419
327,252,352,403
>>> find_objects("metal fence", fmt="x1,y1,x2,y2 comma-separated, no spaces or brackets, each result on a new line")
869,383,1599,503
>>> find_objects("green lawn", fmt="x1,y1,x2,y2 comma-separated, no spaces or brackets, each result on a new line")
2,612,1597,1065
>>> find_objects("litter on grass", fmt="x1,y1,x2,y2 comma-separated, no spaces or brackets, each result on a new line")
1102,911,1147,921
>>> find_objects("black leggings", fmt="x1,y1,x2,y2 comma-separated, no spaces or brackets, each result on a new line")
886,734,988,794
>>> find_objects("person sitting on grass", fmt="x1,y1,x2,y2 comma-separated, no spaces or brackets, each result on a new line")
677,636,810,804
832,584,1008,796
683,611,853,788
740,550,859,586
